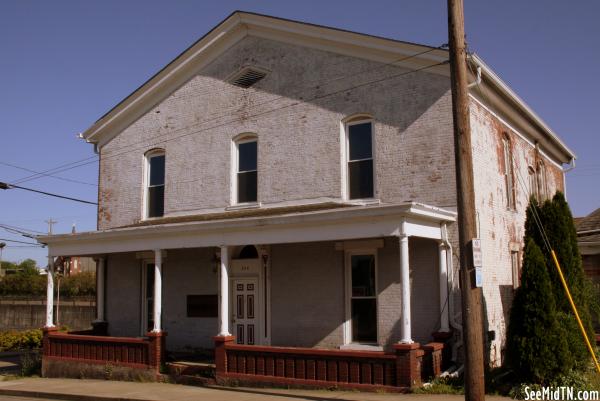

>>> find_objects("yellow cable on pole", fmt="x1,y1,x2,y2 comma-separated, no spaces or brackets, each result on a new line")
550,250,600,374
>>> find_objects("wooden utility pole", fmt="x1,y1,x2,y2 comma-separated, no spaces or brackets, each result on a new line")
447,1,486,400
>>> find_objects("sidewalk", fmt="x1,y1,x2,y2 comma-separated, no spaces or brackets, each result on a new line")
0,377,511,401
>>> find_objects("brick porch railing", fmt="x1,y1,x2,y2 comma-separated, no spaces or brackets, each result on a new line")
214,336,443,390
42,328,166,372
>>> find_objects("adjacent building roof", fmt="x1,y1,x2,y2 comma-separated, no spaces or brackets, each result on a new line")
576,208,600,244
81,11,575,164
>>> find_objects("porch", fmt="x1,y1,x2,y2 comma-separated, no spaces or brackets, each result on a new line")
38,202,456,389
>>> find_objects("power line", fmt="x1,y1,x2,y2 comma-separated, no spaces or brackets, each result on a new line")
11,59,450,184
0,161,97,187
11,156,98,186
0,238,44,246
101,59,451,163
11,46,448,185
0,223,45,236
0,182,98,205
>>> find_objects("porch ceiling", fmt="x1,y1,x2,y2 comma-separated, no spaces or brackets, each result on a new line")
37,202,456,257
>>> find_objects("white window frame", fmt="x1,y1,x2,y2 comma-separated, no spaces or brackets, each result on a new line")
142,149,165,220
230,134,259,207
341,117,376,202
343,249,379,346
528,166,538,199
536,161,547,201
511,250,520,289
502,135,515,210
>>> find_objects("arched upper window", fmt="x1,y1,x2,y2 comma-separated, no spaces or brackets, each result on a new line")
144,149,165,218
344,116,374,200
536,161,547,201
232,134,258,204
528,166,538,200
502,134,515,209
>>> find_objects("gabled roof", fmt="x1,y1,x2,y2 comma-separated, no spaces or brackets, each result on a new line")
81,11,575,164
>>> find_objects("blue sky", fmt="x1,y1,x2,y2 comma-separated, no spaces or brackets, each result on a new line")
1,1,599,266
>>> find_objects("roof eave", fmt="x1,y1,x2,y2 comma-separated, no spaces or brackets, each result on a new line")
469,54,576,164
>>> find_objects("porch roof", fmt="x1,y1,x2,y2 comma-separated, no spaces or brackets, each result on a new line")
37,202,456,257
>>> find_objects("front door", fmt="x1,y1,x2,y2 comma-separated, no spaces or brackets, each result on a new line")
232,278,258,345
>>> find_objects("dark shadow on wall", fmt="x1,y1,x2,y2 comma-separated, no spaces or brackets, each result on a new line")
498,284,515,366
269,241,345,348
189,36,450,141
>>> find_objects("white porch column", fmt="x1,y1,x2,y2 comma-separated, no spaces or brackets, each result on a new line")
45,255,55,328
96,257,106,322
439,244,450,332
399,234,412,343
152,249,162,332
218,245,231,336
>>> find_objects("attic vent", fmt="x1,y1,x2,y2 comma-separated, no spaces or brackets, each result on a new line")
229,67,267,88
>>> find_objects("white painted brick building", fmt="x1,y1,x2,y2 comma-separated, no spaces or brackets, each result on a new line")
40,12,574,381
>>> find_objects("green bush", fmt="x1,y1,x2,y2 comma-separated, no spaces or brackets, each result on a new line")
506,193,597,386
0,271,95,296
20,351,41,376
0,329,43,351
524,193,595,363
60,272,96,296
0,272,46,295
505,238,573,383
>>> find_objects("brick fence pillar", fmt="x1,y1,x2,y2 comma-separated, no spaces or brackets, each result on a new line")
394,342,422,388
421,342,444,380
214,335,235,378
432,331,453,371
146,331,167,371
41,327,58,377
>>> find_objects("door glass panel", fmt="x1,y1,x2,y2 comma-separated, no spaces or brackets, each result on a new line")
237,324,244,344
237,295,244,318
247,295,254,319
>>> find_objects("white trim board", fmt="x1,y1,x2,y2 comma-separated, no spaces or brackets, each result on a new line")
39,203,455,257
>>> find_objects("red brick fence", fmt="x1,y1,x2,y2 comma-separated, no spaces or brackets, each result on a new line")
42,328,166,377
214,336,444,391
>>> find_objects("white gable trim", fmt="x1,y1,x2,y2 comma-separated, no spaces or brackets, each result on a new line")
83,11,449,149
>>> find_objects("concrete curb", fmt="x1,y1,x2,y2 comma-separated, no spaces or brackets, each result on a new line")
0,387,154,401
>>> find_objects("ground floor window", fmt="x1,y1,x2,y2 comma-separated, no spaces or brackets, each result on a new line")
349,253,377,343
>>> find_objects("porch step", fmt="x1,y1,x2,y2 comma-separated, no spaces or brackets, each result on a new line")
167,361,215,378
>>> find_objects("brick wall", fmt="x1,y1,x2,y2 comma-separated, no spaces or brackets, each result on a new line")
98,35,456,229
162,248,217,351
270,237,440,350
270,241,345,348
469,99,565,366
105,252,142,337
